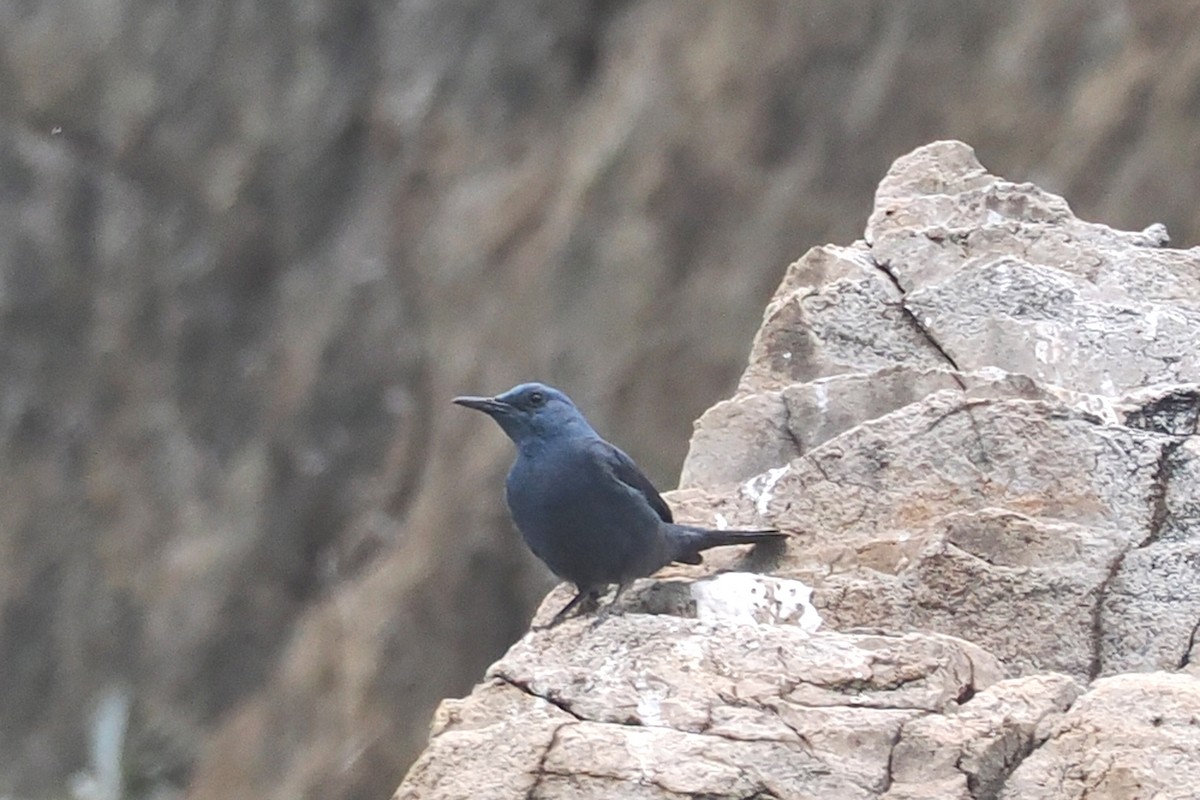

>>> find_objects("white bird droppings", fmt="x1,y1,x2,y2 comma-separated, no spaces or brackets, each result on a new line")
743,465,790,517
691,573,822,632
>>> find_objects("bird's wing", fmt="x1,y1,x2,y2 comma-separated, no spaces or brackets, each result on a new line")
588,439,674,523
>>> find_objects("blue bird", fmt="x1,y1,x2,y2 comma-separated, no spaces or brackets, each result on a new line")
454,382,786,626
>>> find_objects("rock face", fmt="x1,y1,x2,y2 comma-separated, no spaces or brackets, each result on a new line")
683,141,1200,685
395,141,1200,799
401,617,1008,800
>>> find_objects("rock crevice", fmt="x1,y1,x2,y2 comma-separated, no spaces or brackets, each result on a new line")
870,254,966,378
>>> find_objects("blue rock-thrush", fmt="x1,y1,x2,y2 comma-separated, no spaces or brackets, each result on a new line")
454,382,785,626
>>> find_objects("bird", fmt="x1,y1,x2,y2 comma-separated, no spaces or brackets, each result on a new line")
453,382,786,627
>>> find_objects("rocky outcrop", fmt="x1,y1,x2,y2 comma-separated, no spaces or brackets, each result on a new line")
395,141,1200,798
680,141,1200,685
400,617,1009,799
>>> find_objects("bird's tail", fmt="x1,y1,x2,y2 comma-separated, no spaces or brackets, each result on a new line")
668,524,787,565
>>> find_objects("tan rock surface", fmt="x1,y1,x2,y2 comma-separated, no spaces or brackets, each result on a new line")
999,673,1200,800
398,616,1003,800
682,142,1200,684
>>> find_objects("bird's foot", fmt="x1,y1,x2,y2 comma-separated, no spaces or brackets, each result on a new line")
588,602,626,630
535,586,601,630
588,583,631,629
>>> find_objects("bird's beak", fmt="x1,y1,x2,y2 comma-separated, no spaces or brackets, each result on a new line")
452,395,512,416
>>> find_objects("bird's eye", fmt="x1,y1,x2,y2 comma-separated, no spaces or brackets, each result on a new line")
528,391,545,407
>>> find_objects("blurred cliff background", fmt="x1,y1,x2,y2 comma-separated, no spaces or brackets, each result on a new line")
2,2,1199,798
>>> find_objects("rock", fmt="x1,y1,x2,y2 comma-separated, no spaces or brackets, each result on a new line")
886,673,1082,799
999,673,1200,800
396,682,573,800
396,141,1200,798
397,616,1001,800
737,243,953,392
532,572,822,630
729,388,1190,680
689,572,823,629
681,365,1114,489
680,142,1200,685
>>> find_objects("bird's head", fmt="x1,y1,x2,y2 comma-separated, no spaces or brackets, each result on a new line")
453,382,595,446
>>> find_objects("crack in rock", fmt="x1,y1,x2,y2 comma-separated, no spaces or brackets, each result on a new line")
1088,543,1127,682
778,394,808,460
496,671,834,750
525,721,572,800
880,720,905,795
1179,616,1200,669
1088,435,1185,680
492,674,585,722
869,254,966,385
1141,437,1183,550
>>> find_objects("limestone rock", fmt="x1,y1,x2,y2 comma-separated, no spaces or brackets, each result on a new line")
887,673,1082,799
398,616,1002,800
999,673,1200,800
682,142,1200,685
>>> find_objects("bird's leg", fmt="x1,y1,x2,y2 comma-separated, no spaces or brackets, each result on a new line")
591,582,631,628
540,585,601,629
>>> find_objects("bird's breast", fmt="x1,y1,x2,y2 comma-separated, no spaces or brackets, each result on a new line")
505,445,597,524
503,439,668,586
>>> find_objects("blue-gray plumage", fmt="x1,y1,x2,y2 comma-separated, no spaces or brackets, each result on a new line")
453,382,785,626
